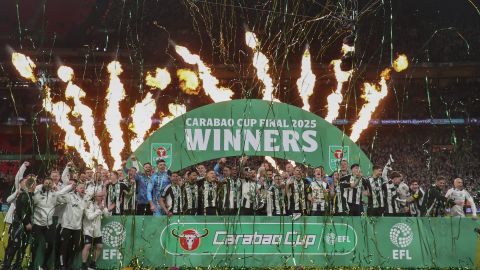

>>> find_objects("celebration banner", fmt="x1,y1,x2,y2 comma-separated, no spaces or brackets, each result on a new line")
97,216,480,269
132,99,372,174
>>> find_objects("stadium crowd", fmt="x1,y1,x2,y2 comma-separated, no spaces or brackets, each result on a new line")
1,147,477,269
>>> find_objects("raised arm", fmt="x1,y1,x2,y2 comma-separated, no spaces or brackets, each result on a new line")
56,184,74,196
6,190,18,203
14,161,29,191
466,192,477,219
61,162,73,186
382,156,393,182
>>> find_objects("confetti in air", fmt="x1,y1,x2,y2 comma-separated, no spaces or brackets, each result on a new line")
175,45,233,102
296,47,316,111
11,41,408,168
105,61,126,169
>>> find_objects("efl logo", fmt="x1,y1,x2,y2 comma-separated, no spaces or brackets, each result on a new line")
389,223,413,260
101,221,126,260
171,228,209,251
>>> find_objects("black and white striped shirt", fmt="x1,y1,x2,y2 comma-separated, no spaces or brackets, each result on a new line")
365,176,386,209
333,179,350,214
267,185,286,215
342,175,367,205
161,184,183,214
383,181,400,214
182,181,200,212
223,177,242,210
201,180,218,208
310,179,329,212
287,178,310,213
241,179,259,209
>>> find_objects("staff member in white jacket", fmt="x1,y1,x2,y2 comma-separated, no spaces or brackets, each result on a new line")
57,183,87,270
445,178,477,219
4,161,29,225
81,191,113,270
31,178,73,270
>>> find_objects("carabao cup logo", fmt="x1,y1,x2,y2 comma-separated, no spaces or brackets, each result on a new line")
171,228,209,251
102,221,126,248
389,223,413,248
151,143,173,169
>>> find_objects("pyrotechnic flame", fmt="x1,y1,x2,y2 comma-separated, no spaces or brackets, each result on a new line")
245,31,278,102
130,67,172,151
175,45,233,102
177,68,200,95
11,53,98,167
393,54,409,72
105,61,126,169
160,103,187,127
341,44,355,54
350,69,391,142
57,66,74,82
296,48,316,111
130,93,156,151
60,66,107,166
324,48,354,123
265,156,284,174
146,68,171,90
11,52,37,82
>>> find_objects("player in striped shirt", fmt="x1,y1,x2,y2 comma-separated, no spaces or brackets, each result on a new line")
342,164,368,216
159,172,183,217
382,171,403,216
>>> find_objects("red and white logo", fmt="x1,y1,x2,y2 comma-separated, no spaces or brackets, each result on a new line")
171,228,209,251
156,146,168,158
334,149,344,159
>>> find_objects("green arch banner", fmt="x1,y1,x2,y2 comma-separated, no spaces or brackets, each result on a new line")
132,99,372,174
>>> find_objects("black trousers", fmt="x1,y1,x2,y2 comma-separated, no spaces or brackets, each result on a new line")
240,207,254,215
204,207,217,216
3,222,29,269
136,204,152,215
310,210,326,216
367,207,384,216
348,203,363,216
31,225,56,269
183,209,198,215
224,208,239,215
59,227,82,268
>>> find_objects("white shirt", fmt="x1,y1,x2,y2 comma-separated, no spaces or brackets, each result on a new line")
4,163,27,224
83,202,111,237
58,192,88,230
445,188,477,217
33,185,73,226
